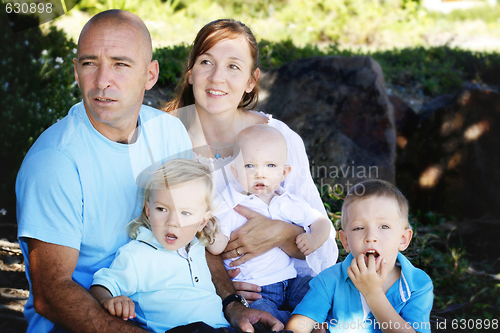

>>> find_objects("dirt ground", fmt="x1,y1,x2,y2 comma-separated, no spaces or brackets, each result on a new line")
0,224,28,333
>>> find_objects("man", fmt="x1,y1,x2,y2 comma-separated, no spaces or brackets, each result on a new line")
16,10,281,332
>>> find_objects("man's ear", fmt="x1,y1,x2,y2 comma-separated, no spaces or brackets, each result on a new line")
73,58,80,88
398,228,413,251
339,230,350,253
145,60,159,90
230,163,238,181
245,68,260,93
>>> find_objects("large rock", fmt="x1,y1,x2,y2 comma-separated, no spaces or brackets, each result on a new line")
256,56,396,191
388,95,419,155
397,84,500,219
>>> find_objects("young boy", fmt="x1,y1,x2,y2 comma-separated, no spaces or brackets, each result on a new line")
286,179,433,333
209,125,333,323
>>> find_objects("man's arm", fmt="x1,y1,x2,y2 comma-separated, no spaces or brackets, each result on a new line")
206,251,283,332
28,239,146,332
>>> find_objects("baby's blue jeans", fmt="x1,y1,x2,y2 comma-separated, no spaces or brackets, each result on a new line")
250,275,313,324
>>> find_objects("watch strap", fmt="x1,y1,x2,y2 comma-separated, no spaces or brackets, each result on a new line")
222,294,248,312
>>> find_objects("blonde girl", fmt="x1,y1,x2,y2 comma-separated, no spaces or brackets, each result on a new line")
90,159,230,333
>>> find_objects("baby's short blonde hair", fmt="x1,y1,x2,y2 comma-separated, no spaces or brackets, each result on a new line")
341,179,410,230
129,159,219,246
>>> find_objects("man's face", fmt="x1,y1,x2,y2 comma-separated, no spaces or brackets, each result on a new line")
73,21,158,140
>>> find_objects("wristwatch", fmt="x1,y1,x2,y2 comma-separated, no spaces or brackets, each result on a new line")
222,294,249,312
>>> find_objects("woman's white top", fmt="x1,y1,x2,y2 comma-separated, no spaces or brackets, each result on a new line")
195,112,338,276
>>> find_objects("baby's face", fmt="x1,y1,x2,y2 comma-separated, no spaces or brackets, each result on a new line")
146,180,210,251
339,196,412,268
232,138,289,197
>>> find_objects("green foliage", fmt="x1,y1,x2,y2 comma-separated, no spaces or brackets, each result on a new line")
0,11,80,221
371,46,500,96
76,0,182,18
153,44,190,88
430,2,500,25
409,212,500,323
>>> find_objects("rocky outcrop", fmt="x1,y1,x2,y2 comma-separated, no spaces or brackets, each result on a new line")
388,95,419,155
397,84,500,219
257,56,396,190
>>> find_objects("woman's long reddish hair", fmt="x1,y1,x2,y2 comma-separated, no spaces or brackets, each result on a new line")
163,19,260,116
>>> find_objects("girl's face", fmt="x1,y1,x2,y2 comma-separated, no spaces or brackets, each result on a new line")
145,180,211,251
188,36,259,116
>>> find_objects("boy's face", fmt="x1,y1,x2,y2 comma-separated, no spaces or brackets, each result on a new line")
231,138,290,197
339,196,412,269
145,180,211,251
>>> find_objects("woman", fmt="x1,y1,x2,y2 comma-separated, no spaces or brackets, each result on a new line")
163,19,338,301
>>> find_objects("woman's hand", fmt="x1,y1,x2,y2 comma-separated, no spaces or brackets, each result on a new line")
220,205,306,266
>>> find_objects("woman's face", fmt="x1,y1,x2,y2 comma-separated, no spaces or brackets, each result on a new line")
188,36,258,116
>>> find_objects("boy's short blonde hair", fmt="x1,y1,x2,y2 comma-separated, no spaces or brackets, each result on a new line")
341,179,410,230
129,159,219,246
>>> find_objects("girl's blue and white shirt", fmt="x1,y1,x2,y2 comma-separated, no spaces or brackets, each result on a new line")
92,226,229,333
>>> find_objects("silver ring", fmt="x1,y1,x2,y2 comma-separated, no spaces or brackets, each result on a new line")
235,247,241,256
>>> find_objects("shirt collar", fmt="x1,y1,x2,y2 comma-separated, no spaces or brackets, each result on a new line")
221,184,287,208
135,226,199,254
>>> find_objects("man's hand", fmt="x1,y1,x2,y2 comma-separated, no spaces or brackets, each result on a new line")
347,253,387,298
221,205,305,266
226,268,262,303
226,301,283,333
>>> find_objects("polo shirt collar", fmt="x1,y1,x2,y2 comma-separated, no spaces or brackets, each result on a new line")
135,226,199,255
221,184,287,208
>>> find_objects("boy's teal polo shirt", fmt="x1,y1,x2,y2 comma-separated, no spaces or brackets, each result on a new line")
293,252,433,332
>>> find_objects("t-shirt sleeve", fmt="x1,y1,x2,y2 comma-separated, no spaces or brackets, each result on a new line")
400,278,434,333
92,246,139,297
292,272,334,324
16,149,84,250
278,194,323,228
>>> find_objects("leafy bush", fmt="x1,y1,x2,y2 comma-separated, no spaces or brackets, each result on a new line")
153,44,190,88
0,10,80,222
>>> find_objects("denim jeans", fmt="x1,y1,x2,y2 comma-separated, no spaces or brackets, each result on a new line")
249,275,313,324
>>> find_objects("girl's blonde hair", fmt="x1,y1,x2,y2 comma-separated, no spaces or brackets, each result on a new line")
129,159,219,246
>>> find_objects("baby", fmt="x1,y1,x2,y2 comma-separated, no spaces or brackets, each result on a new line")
208,125,332,323
286,179,433,333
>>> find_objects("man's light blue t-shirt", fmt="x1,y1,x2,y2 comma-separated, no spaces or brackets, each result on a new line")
16,102,192,332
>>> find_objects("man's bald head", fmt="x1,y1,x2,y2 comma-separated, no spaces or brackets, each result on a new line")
78,9,153,63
